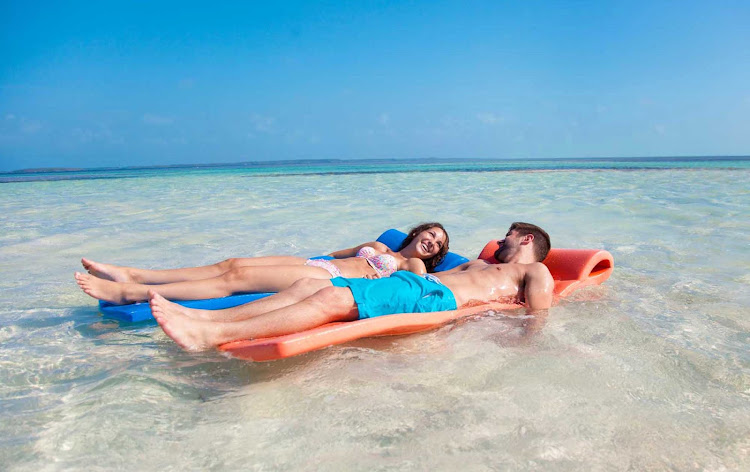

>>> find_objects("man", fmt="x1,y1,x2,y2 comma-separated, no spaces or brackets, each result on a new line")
151,222,554,352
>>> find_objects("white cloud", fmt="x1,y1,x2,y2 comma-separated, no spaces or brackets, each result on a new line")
283,129,320,144
142,113,174,125
250,114,275,133
476,112,504,125
71,125,121,144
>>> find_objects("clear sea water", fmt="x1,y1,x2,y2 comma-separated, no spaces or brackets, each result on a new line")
1,158,748,470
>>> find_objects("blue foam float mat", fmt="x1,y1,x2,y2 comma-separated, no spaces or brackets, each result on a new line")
98,228,470,322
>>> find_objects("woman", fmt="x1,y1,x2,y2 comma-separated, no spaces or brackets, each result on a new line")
75,223,449,305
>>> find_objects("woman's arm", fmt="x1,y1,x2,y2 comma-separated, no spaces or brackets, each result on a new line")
328,241,388,259
402,258,428,275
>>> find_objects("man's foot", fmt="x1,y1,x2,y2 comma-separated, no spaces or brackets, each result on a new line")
81,258,134,283
149,291,219,352
75,272,133,304
137,296,214,321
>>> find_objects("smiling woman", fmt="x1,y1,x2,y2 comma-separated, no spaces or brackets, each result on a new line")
74,223,449,305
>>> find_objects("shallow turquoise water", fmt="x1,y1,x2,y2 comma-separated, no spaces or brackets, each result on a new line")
1,159,748,470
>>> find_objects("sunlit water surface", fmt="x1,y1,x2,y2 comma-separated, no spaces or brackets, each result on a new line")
1,161,748,470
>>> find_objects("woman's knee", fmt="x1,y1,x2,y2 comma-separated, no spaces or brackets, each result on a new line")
215,258,238,272
221,266,252,287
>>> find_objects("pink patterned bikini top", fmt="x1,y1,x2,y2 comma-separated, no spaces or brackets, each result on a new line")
356,246,399,277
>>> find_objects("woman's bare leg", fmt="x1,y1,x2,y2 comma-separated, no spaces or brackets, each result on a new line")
75,264,333,304
80,256,307,284
150,286,359,351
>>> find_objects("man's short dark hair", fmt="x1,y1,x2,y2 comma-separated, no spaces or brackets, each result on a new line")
510,222,551,262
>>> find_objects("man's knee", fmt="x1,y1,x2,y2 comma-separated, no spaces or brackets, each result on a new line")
290,277,332,296
309,286,356,314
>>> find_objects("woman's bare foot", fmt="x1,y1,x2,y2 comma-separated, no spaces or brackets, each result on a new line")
75,272,134,304
81,258,134,283
81,257,136,282
149,292,219,351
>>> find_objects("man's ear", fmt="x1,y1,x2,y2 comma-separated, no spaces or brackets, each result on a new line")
520,233,534,245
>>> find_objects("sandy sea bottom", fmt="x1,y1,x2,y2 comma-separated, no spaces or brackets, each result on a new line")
1,167,749,470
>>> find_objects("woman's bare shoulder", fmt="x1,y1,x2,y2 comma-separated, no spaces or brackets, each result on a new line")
365,241,390,252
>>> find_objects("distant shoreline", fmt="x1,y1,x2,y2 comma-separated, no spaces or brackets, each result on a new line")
6,155,749,175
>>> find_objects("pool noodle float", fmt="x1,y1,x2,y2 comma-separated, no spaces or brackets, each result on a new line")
98,229,470,323
219,234,614,362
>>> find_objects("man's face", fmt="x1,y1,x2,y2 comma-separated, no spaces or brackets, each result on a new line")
493,229,522,263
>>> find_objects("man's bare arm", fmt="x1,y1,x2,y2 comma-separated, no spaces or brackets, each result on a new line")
523,263,554,310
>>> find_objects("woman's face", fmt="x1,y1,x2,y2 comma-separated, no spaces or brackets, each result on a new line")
411,227,447,258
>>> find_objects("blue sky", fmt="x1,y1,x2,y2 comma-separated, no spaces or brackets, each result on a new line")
1,1,748,171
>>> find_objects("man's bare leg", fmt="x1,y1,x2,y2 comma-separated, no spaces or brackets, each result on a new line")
178,278,334,322
75,264,332,304
81,256,307,284
150,287,359,352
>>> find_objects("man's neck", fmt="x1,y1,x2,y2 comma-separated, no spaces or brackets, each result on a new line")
501,251,537,265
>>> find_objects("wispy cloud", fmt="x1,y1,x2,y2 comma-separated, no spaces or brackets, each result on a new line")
378,112,390,126
250,113,275,133
142,113,174,125
0,115,42,139
284,129,320,144
71,125,123,144
476,112,504,125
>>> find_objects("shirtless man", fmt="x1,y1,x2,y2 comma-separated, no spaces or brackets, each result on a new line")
151,222,554,352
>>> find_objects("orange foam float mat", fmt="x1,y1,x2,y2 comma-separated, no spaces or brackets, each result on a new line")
219,243,614,361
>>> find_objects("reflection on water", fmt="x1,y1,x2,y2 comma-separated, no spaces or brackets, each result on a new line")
1,163,748,470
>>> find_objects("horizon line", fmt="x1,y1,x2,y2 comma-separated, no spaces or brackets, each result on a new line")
4,154,750,174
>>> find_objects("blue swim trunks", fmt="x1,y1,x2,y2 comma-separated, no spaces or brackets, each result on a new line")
330,271,458,320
